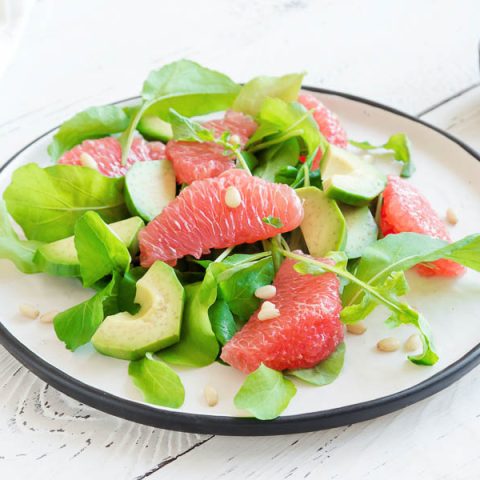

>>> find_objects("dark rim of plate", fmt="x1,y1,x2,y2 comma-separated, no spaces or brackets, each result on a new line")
1,86,480,436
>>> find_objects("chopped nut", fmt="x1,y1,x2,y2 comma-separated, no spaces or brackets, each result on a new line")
377,337,400,352
79,152,98,170
347,321,367,335
446,208,458,225
204,385,218,407
39,310,59,324
404,334,422,352
254,285,277,300
258,301,280,321
19,304,39,319
224,186,242,208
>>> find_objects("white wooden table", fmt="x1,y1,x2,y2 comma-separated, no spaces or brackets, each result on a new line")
1,1,480,478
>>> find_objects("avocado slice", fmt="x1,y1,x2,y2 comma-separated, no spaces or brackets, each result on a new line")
321,145,386,206
34,217,144,277
125,161,176,222
296,187,347,256
342,206,378,259
91,261,184,360
138,115,173,142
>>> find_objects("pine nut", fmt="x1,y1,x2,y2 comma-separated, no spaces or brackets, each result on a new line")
79,152,98,170
377,337,400,352
255,285,277,299
258,301,280,321
230,134,241,145
224,186,242,208
404,334,422,352
204,385,218,407
347,321,367,335
446,208,458,225
39,310,59,324
19,304,39,319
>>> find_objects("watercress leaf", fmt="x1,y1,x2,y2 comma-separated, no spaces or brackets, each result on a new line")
129,353,185,408
288,343,345,386
3,163,128,242
262,216,284,229
47,105,130,162
233,72,304,116
53,275,117,351
209,298,237,345
0,200,43,273
254,138,300,183
74,211,131,287
350,133,413,178
169,109,216,142
234,364,296,420
218,257,274,322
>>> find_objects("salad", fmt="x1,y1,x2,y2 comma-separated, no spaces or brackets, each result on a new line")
2,60,480,421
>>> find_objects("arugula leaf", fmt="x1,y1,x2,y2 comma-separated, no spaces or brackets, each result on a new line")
254,138,300,183
234,364,296,420
74,211,131,287
209,298,237,345
54,275,118,351
350,133,414,177
233,72,304,116
48,105,129,161
3,163,128,242
0,200,43,273
262,216,284,229
129,353,185,408
288,343,345,386
120,60,240,164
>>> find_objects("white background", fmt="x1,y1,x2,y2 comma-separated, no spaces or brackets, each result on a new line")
1,0,480,478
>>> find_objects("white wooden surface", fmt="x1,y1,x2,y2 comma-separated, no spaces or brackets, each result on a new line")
0,0,479,478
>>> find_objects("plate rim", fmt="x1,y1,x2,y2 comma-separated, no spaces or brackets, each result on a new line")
1,86,479,436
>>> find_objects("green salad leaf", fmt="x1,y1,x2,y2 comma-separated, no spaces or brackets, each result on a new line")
3,163,128,242
253,138,299,183
0,200,43,273
117,267,146,314
74,211,131,287
288,342,345,386
48,105,130,161
234,364,297,420
233,72,304,116
129,353,185,408
209,298,237,345
54,275,118,351
350,133,414,178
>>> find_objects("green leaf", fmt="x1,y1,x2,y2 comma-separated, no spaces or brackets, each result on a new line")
233,72,304,116
169,109,216,143
254,138,300,183
54,275,118,351
234,364,296,420
3,163,128,242
48,105,130,161
209,298,237,345
288,343,345,386
129,353,185,408
117,267,147,314
0,200,43,273
262,216,284,229
74,211,131,287
350,133,414,178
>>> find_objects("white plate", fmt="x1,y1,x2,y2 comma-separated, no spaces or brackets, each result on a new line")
1,88,480,435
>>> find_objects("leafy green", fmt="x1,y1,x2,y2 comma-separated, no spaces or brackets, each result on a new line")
350,133,413,177
234,364,297,420
233,72,304,116
3,163,128,242
209,298,237,345
0,200,43,273
48,105,129,161
129,353,185,408
74,211,131,287
262,216,284,229
117,267,147,314
288,343,345,386
54,275,118,351
254,138,299,183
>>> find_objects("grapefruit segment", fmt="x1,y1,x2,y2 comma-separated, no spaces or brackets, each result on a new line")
166,110,257,184
381,175,465,277
139,169,303,267
220,254,344,373
58,136,166,177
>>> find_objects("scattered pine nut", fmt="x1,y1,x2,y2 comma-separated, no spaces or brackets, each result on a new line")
255,285,277,300
446,208,458,225
224,186,242,208
347,322,367,335
19,304,39,319
79,152,99,170
404,334,422,352
376,337,400,352
204,385,219,407
39,310,59,324
258,301,280,321
230,134,241,145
